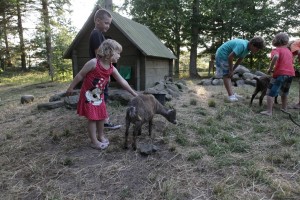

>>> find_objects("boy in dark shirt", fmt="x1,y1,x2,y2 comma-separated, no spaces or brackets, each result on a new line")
89,8,121,129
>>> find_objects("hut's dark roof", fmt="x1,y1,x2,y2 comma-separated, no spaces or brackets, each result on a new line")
63,6,176,59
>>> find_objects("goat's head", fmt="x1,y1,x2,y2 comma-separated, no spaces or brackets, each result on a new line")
167,109,177,124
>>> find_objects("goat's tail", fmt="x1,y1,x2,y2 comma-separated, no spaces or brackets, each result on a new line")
253,77,259,82
127,106,142,121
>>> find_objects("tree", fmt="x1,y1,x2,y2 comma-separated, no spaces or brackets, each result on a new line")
0,0,16,70
41,0,53,80
123,0,190,77
189,0,200,78
196,0,280,70
16,0,26,70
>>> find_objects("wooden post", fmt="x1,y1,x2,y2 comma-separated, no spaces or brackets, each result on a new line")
208,54,215,76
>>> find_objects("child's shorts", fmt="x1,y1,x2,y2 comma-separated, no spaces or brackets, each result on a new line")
267,75,293,97
215,56,229,78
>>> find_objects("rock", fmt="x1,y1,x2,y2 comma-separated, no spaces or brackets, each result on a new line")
245,79,256,87
49,90,80,102
166,88,181,97
139,144,159,156
177,79,187,86
234,65,250,75
64,95,79,109
165,94,173,101
175,82,188,90
49,92,66,102
21,95,34,104
153,82,166,91
166,83,180,93
199,79,212,86
37,101,65,110
232,74,240,81
242,72,256,80
109,90,134,106
254,71,267,76
212,78,223,85
235,79,245,87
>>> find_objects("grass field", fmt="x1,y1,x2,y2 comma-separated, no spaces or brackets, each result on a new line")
0,71,300,199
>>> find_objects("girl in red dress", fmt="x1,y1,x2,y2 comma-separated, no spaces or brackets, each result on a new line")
67,39,138,150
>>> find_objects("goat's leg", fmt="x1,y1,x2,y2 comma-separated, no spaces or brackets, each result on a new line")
124,119,130,149
132,123,142,151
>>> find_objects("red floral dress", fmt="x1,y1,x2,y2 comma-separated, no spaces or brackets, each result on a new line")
77,59,113,120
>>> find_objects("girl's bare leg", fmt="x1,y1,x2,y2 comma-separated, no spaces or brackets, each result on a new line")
260,96,274,116
96,120,107,142
88,120,102,146
281,95,287,111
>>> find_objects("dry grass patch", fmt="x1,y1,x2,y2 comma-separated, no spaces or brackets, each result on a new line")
1,77,300,199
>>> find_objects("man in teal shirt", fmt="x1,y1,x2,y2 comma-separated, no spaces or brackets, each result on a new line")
215,37,265,102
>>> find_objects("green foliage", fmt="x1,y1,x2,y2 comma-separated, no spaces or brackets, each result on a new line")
208,99,216,107
190,98,197,105
175,132,189,146
0,69,50,86
2,0,300,78
187,151,203,162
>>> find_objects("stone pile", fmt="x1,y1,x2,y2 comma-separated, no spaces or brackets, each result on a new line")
34,79,187,110
198,65,268,87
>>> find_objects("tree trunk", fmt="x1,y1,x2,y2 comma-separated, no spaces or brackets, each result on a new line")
41,0,54,81
17,1,26,71
174,44,180,78
103,0,112,11
189,0,200,78
2,11,12,70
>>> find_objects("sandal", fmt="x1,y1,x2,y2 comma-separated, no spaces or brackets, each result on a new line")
90,142,108,150
102,138,109,145
260,111,272,116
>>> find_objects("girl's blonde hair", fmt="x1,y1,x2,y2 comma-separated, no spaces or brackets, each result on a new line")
272,32,289,47
97,39,122,59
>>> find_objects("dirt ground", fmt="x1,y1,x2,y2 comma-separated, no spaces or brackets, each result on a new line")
0,80,300,200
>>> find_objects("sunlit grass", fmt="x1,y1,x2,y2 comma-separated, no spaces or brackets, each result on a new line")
0,70,72,86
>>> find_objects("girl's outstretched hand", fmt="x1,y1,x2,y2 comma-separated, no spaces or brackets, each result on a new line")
66,87,74,96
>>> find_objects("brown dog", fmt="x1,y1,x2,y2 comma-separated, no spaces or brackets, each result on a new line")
250,76,278,106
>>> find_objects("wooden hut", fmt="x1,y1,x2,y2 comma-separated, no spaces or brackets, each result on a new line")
63,6,176,90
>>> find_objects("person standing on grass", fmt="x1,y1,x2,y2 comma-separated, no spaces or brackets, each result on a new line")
89,8,121,129
66,39,138,150
260,32,295,116
288,39,300,109
215,36,265,102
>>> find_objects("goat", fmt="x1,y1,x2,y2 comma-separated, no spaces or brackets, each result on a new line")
124,94,177,150
250,76,278,106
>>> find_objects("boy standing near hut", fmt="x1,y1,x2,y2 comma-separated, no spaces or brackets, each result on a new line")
89,8,121,129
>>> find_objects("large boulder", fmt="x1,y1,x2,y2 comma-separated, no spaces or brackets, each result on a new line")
234,65,250,75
